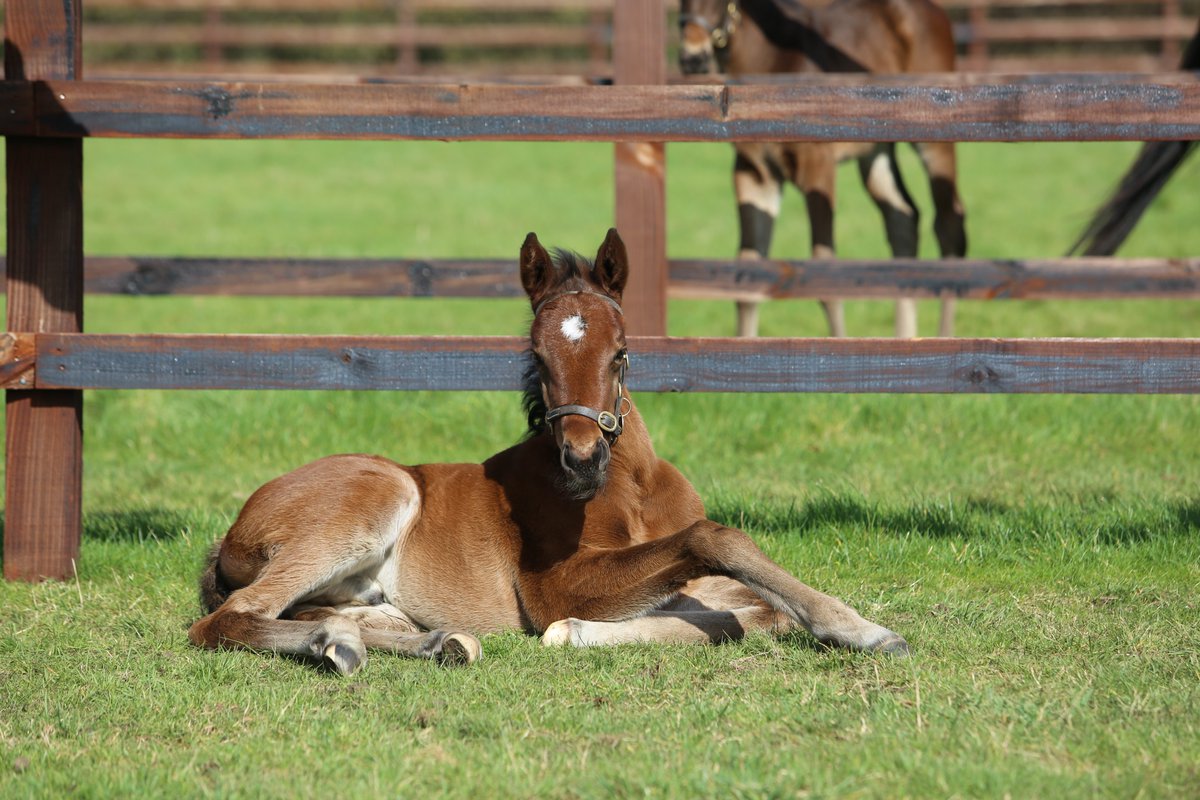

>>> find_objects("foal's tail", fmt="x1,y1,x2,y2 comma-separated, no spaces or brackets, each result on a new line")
198,540,232,613
1068,22,1200,256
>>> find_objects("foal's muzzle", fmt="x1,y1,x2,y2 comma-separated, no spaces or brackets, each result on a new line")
679,49,713,75
559,438,611,498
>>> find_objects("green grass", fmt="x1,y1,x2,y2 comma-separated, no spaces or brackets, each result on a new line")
2,138,1200,798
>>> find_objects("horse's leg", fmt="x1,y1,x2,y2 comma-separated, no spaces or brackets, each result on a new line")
543,606,782,646
857,144,920,338
543,576,794,646
289,603,482,666
189,580,370,675
533,523,906,653
732,145,783,337
792,146,845,337
913,141,967,337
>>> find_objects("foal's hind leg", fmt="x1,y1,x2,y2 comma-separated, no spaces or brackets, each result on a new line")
913,141,967,337
290,603,481,666
190,601,369,675
857,144,920,338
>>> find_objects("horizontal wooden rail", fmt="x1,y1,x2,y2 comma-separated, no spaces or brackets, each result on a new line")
76,0,651,10
963,17,1198,42
5,333,1199,394
2,256,1198,300
668,258,1200,301
87,24,600,49
4,74,1199,142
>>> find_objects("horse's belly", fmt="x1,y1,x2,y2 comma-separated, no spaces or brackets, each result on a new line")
389,463,526,634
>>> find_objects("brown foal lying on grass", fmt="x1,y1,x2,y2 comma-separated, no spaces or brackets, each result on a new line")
189,229,908,674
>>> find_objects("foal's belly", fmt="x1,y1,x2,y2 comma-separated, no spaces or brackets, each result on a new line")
390,462,527,634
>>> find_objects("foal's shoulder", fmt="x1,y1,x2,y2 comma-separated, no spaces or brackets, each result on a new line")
642,457,707,526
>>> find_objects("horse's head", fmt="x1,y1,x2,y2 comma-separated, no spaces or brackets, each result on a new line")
520,229,631,500
679,0,741,75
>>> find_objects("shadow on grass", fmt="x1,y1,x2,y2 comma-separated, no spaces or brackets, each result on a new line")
84,508,210,543
707,493,1200,546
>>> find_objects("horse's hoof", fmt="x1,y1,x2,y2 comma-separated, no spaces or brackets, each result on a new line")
437,632,483,666
872,634,911,657
541,618,578,646
322,642,365,675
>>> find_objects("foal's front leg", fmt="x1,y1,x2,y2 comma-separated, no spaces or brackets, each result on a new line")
535,522,907,654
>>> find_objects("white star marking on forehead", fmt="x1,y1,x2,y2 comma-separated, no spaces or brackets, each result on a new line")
560,314,587,342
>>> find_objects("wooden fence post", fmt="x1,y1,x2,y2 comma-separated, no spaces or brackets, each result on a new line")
612,0,667,336
4,0,85,580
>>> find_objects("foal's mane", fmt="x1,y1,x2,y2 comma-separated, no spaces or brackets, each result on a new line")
521,248,599,439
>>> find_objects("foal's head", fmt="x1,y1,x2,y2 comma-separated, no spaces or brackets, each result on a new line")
678,0,741,75
520,229,630,500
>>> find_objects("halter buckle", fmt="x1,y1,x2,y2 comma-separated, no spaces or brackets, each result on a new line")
597,411,619,433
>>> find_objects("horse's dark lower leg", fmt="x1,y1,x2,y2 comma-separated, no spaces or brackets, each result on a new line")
732,148,783,337
802,186,846,337
858,146,920,337
914,142,967,336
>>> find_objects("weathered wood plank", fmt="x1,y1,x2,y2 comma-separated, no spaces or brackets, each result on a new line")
613,0,667,336
36,334,532,391
0,333,37,389
33,334,1200,394
2,256,1196,300
667,258,1200,300
0,82,35,132
77,256,525,297
5,0,85,582
12,74,1200,143
87,23,599,49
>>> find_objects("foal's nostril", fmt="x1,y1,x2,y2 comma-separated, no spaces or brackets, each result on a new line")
560,440,610,475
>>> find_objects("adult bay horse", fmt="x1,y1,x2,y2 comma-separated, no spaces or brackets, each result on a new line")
679,0,967,338
188,229,908,673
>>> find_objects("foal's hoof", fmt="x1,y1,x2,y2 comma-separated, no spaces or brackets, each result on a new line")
439,632,483,666
870,633,911,657
314,619,367,675
322,642,365,675
423,630,483,666
541,618,580,646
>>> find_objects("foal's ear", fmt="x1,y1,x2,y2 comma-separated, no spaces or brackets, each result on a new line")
593,228,629,300
519,232,555,307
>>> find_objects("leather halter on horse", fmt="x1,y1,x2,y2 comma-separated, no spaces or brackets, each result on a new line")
533,289,632,439
680,1,742,52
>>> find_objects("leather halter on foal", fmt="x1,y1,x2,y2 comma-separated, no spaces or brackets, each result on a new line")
680,1,742,52
533,290,632,439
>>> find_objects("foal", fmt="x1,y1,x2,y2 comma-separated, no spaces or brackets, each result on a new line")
189,229,908,673
679,0,967,338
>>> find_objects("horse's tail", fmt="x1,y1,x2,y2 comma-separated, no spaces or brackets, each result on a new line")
198,539,231,613
1068,22,1200,256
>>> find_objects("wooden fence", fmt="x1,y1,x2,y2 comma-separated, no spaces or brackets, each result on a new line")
3,0,1199,580
1,0,1198,77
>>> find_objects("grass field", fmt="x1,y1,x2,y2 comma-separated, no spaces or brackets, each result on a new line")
1,138,1199,798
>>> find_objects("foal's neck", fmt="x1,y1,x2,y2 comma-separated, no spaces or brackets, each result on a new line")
607,398,657,472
